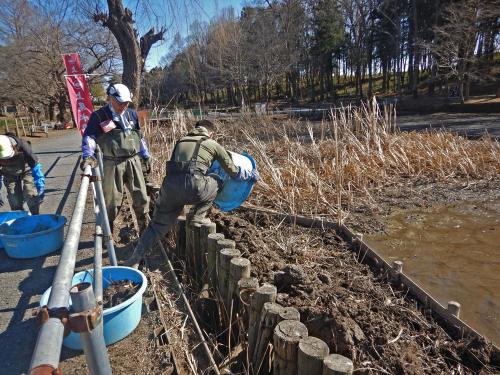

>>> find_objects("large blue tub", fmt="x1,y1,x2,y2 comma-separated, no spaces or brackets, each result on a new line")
0,214,66,258
40,266,147,350
0,211,29,248
208,151,257,211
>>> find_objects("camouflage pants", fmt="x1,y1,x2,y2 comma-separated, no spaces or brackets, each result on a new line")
4,172,39,214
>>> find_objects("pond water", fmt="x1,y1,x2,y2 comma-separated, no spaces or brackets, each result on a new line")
365,200,500,345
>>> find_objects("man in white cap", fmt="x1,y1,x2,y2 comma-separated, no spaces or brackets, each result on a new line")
0,133,45,214
80,83,151,235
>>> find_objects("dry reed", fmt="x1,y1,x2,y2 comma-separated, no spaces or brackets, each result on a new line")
144,99,500,220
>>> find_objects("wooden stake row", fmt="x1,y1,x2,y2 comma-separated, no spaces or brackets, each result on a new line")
181,219,354,375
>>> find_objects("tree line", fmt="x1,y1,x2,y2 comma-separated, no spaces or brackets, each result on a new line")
142,0,499,108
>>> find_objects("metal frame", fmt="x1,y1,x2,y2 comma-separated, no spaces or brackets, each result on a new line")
29,161,115,374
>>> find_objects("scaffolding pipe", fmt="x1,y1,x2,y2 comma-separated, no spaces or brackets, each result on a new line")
93,149,117,266
70,282,112,375
29,165,92,373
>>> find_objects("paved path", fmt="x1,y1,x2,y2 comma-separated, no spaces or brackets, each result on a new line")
0,130,90,373
397,113,500,138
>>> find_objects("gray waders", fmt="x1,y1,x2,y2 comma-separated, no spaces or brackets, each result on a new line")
125,136,219,268
96,113,149,234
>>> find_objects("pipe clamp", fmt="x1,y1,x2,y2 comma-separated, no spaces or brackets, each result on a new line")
68,305,103,333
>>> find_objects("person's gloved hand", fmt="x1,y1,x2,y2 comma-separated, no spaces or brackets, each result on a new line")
237,167,260,181
80,156,97,171
250,169,260,181
142,157,152,175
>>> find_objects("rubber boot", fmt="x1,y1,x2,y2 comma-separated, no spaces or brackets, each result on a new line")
122,243,147,269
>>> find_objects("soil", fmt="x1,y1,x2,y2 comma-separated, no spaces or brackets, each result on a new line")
102,280,140,309
210,209,500,375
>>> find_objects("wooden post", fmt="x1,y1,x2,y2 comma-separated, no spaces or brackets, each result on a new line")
185,221,194,274
228,257,251,311
237,277,258,330
207,233,225,286
322,354,353,375
175,216,187,259
20,117,27,137
248,284,277,360
216,238,236,267
298,337,329,375
192,222,202,283
219,248,241,314
391,260,403,283
252,302,283,373
200,220,216,272
447,301,461,318
273,320,308,375
4,119,9,133
14,118,19,137
278,306,300,323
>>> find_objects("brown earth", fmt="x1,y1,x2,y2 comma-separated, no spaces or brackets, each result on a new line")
210,208,500,375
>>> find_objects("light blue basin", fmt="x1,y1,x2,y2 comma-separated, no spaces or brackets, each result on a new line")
40,266,147,350
208,151,256,211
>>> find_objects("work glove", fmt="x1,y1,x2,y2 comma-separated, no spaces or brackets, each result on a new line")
141,157,152,175
32,163,45,195
80,156,98,172
237,167,260,181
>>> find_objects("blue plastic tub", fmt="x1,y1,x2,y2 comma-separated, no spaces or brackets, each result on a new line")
0,211,29,248
208,151,256,211
40,266,147,350
0,214,66,258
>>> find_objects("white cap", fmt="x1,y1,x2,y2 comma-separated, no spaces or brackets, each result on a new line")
108,83,133,103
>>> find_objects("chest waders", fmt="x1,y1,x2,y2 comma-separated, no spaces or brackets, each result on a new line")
166,136,208,176
0,152,39,214
94,109,149,232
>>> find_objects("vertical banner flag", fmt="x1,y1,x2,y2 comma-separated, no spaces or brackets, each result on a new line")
62,53,94,135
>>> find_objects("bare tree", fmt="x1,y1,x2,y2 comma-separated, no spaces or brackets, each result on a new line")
427,0,499,103
93,0,165,107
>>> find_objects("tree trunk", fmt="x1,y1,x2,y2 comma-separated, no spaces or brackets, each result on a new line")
94,0,164,108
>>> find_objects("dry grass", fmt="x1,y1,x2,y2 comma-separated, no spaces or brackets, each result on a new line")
143,99,500,220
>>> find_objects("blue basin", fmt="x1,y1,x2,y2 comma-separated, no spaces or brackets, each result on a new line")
40,266,148,350
0,211,29,248
0,214,66,258
208,151,256,211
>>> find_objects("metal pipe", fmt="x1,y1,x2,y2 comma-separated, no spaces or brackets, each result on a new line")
92,151,117,266
70,282,112,375
91,179,104,303
29,165,92,372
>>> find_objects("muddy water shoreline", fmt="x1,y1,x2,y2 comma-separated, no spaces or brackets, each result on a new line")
366,200,500,345
347,178,500,347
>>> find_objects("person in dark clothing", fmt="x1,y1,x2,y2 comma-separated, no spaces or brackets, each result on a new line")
80,83,151,233
0,133,45,214
124,120,259,268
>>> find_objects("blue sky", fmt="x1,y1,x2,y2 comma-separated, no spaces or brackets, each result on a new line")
128,0,244,69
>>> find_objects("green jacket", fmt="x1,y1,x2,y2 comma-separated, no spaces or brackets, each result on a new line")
172,126,239,177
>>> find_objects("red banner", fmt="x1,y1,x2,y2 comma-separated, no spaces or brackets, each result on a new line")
63,53,94,135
